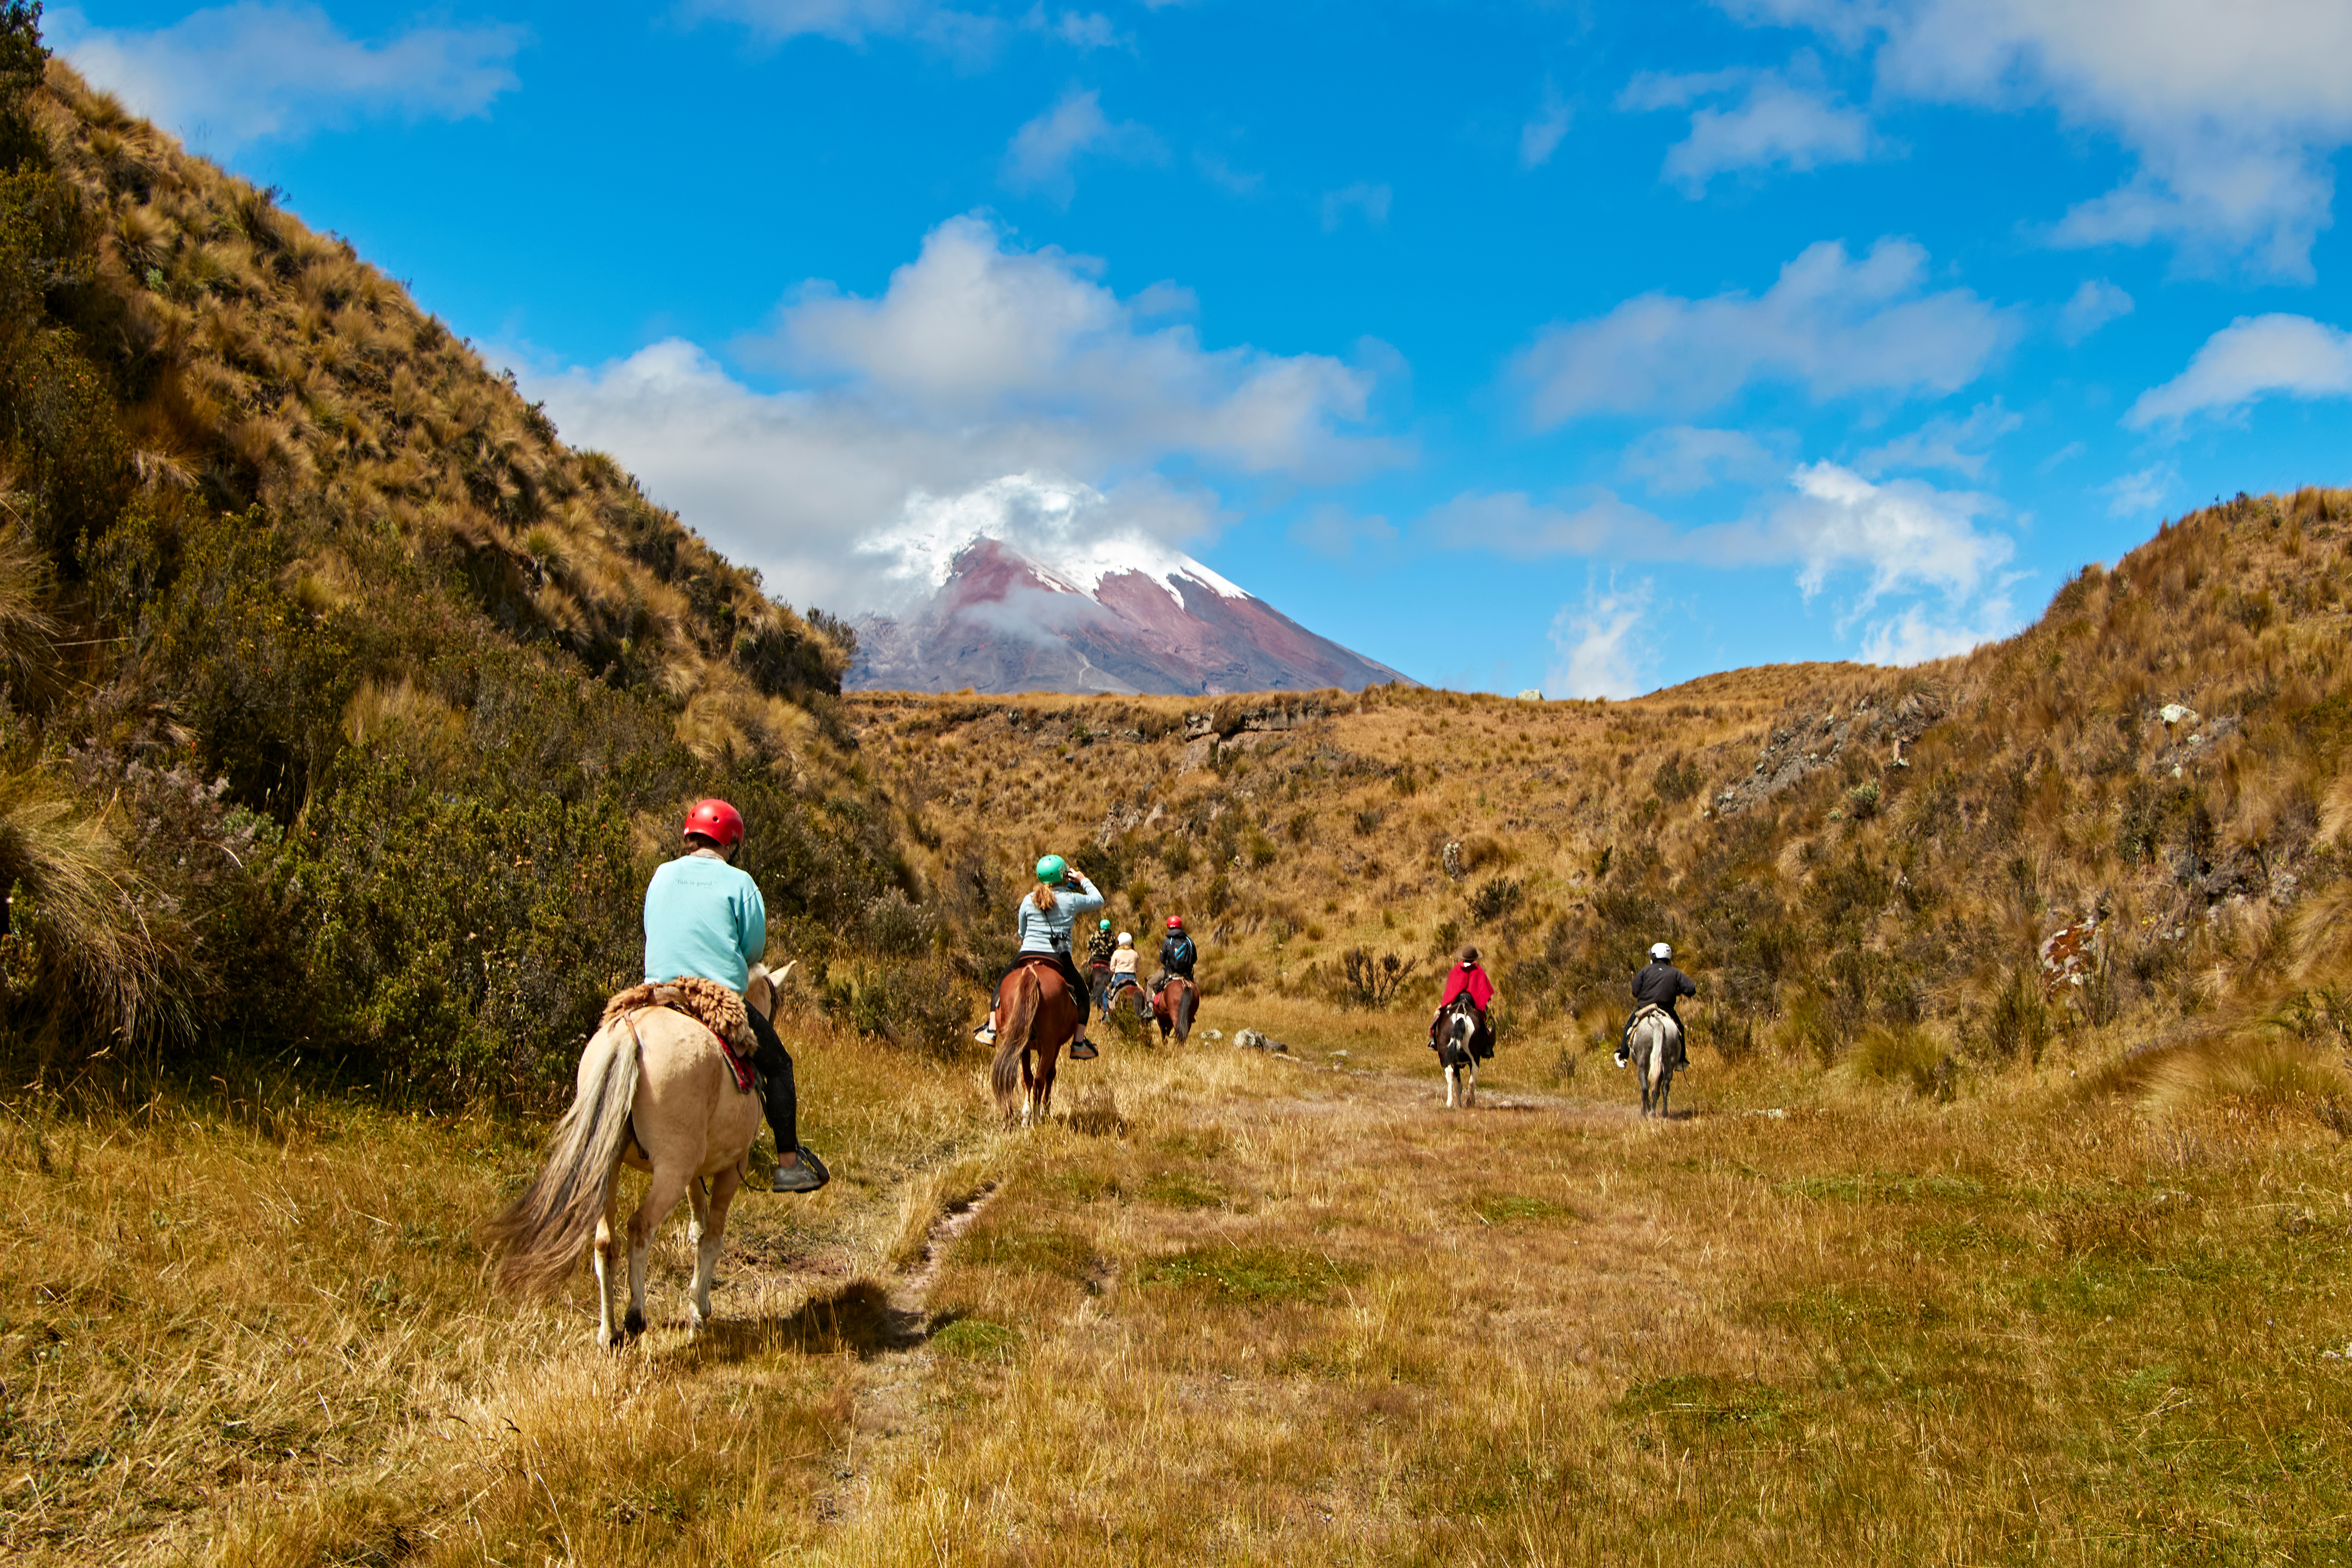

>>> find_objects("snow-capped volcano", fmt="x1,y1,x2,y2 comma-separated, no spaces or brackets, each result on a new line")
846,480,1409,695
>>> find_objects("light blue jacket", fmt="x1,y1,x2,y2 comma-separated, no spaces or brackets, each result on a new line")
1015,876,1102,956
643,851,766,992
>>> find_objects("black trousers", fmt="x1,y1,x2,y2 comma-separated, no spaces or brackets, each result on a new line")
744,1002,799,1152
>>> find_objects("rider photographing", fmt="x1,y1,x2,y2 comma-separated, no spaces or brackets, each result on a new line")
642,799,828,1194
974,856,1105,1059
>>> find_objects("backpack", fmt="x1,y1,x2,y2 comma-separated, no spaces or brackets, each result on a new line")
1167,934,1196,971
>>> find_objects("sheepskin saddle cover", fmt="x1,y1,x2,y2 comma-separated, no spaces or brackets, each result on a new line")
603,978,756,1092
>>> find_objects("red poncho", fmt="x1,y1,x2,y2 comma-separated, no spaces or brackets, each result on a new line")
1439,962,1494,1011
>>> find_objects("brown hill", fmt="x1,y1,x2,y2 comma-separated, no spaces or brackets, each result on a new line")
853,487,2352,1096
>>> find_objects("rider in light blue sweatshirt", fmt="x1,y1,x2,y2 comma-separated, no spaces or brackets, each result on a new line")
643,798,827,1194
974,854,1104,1058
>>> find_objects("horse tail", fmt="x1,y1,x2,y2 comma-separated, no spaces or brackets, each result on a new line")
482,1017,642,1296
991,966,1038,1121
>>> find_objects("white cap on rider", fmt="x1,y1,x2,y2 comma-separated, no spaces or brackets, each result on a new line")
1117,931,1132,945
1650,941,1672,960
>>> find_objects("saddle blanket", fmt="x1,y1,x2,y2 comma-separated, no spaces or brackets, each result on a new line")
603,977,758,1094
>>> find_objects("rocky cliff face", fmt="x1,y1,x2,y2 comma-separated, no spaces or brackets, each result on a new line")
848,536,1410,695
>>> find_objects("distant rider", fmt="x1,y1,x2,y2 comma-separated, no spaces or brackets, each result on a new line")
643,798,828,1194
1106,931,1150,1019
1086,918,1116,971
1429,944,1498,1059
1619,941,1697,1069
1158,916,1198,986
974,856,1105,1059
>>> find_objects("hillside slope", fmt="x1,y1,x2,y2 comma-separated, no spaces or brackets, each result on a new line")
855,487,2352,1099
0,26,919,1095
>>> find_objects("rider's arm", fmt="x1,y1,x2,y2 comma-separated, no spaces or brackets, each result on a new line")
738,876,768,970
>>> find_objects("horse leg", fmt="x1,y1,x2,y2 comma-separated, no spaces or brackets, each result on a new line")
689,1167,743,1328
626,1161,693,1337
1020,1047,1037,1129
1444,1062,1457,1108
684,1175,712,1327
1036,1046,1059,1121
1466,1057,1477,1108
594,1189,624,1348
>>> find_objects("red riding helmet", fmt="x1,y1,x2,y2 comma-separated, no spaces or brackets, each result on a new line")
682,798,745,848
1166,916,1185,929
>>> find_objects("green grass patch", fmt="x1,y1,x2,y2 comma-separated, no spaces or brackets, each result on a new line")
929,1317,1019,1363
1473,1192,1580,1225
1141,1172,1229,1210
963,1225,1096,1278
1140,1245,1367,1305
1613,1373,1793,1436
1775,1172,1987,1203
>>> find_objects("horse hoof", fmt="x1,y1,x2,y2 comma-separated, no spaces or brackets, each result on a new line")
622,1309,646,1338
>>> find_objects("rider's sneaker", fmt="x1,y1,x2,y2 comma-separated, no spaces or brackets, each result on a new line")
1069,1037,1099,1060
771,1147,830,1194
973,1024,997,1045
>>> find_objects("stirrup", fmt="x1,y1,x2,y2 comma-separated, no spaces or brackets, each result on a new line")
974,1025,996,1044
771,1148,829,1193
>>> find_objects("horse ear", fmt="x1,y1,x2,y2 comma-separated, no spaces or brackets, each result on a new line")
745,962,776,1023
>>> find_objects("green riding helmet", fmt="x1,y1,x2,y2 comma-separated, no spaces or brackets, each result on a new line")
1035,854,1068,885
1099,919,1112,931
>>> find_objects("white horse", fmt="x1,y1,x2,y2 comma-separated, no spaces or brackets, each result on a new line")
1621,1004,1681,1118
485,963,787,1345
1435,995,1480,1108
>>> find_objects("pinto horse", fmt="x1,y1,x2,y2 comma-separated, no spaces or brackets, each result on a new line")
992,957,1083,1126
1152,974,1198,1044
1433,994,1481,1108
483,964,787,1347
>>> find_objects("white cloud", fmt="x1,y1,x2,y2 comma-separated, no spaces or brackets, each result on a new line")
1320,182,1392,232
2057,278,2134,343
524,216,1399,614
1858,595,2017,664
1619,426,1791,493
1002,89,1164,205
2100,462,2177,516
1513,237,2014,425
684,0,998,54
2124,313,2352,428
1431,462,2011,628
1547,577,1657,699
1721,0,2352,279
1520,80,1573,169
1194,150,1264,195
49,3,522,153
1855,399,2021,478
1032,7,1129,49
1289,505,1398,560
1621,63,1874,193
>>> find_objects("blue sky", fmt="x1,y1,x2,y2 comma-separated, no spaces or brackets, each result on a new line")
51,0,2352,694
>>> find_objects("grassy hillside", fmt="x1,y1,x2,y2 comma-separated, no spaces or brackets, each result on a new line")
0,18,910,1097
854,484,2352,1117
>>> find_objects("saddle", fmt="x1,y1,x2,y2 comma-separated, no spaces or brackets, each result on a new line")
1620,1004,1683,1069
603,977,758,1094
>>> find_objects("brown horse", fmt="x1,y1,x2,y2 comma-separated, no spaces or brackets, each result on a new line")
483,964,785,1346
991,957,1082,1126
1152,974,1198,1044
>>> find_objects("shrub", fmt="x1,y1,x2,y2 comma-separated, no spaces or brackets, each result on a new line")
1982,968,2053,1066
1335,947,1418,1008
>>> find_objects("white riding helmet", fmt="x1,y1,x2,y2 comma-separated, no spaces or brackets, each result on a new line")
1117,931,1133,946
1650,942,1672,960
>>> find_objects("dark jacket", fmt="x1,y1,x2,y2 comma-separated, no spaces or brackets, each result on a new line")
1160,931,1197,978
1632,960,1696,1017
1087,928,1116,968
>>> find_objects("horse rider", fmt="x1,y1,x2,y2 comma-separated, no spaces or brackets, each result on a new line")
1105,931,1151,1019
643,798,829,1194
1428,944,1498,1058
1158,915,1197,988
974,855,1105,1058
1619,941,1697,1069
1086,918,1116,973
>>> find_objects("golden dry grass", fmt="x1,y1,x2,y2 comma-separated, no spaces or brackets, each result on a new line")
8,1009,2352,1563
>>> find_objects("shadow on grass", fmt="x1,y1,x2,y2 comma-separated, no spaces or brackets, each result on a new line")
677,1279,930,1364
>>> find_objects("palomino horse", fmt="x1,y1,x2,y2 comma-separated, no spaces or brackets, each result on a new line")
1152,974,1198,1044
1433,994,1481,1108
1623,1004,1682,1118
991,957,1082,1126
484,963,787,1346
